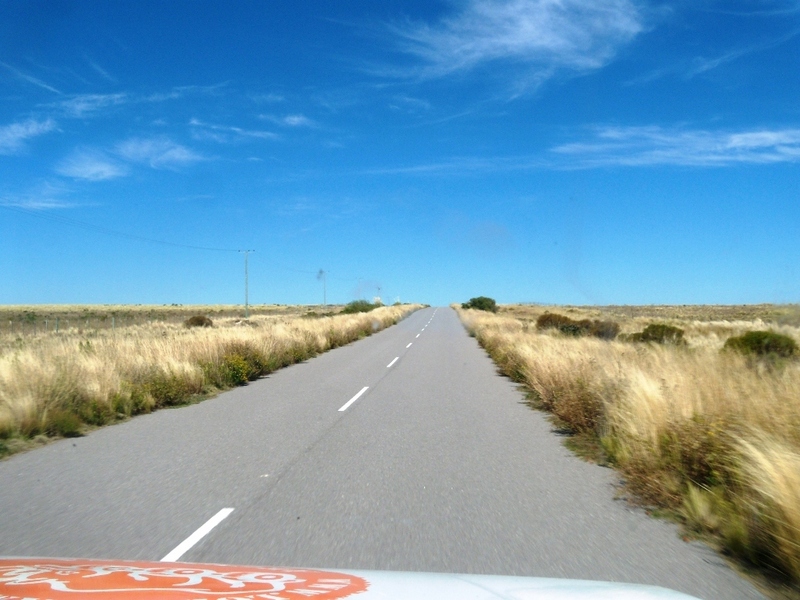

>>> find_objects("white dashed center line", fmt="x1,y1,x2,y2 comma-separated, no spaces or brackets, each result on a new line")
406,342,413,348
161,508,234,562
416,334,420,338
387,357,399,368
338,386,369,412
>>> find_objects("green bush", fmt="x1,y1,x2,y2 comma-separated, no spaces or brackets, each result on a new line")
623,323,685,345
536,313,574,330
221,354,250,386
45,409,83,437
536,313,619,340
723,331,797,358
461,296,497,312
341,300,379,314
145,374,197,407
185,315,213,328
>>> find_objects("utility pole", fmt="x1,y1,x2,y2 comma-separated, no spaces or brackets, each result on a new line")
239,249,255,318
317,269,327,307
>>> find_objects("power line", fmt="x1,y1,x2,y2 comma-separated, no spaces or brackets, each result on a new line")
1,203,240,253
2,203,373,285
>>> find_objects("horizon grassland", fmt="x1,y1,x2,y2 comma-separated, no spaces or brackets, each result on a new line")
458,302,800,596
0,302,421,458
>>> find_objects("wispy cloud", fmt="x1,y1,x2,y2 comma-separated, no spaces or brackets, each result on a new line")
56,93,128,117
250,92,285,103
283,114,314,127
0,182,72,210
189,118,278,142
627,30,800,84
385,0,643,88
0,119,58,154
145,82,229,103
0,61,62,94
86,59,116,83
362,154,545,175
259,113,316,127
116,137,206,169
552,125,800,166
56,150,129,181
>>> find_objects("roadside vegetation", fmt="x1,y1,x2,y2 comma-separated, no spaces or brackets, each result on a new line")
457,303,800,592
0,304,420,458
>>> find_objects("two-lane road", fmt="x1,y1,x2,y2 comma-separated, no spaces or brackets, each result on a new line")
0,307,764,599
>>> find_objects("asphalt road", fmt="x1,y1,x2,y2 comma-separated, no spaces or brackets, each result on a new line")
0,307,765,599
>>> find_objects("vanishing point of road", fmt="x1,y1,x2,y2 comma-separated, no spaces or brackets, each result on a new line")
0,307,765,599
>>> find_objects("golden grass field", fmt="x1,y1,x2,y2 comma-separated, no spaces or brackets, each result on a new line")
458,304,800,592
0,304,420,457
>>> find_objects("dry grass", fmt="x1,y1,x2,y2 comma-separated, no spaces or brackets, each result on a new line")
0,304,420,456
458,305,800,588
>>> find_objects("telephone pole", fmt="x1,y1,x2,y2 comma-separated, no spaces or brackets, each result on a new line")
317,269,327,307
239,250,255,318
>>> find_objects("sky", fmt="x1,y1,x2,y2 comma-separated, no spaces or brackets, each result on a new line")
1,0,799,307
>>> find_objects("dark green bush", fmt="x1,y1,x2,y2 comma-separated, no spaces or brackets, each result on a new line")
341,300,379,314
589,320,621,340
536,313,619,340
184,315,213,328
723,331,797,358
624,324,685,345
45,409,83,437
461,297,497,312
145,374,197,407
536,313,574,330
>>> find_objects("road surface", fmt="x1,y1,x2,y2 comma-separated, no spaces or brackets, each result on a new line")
0,307,764,599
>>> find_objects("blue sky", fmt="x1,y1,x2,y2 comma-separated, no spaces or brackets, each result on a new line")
1,0,799,306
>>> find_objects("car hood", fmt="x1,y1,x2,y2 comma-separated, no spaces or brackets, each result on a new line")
0,557,700,599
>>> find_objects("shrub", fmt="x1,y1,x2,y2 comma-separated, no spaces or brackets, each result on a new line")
589,320,621,340
185,315,213,328
624,323,685,345
536,313,574,330
724,331,798,358
536,313,619,340
341,300,379,314
45,409,83,437
461,296,498,312
221,354,250,386
145,374,197,407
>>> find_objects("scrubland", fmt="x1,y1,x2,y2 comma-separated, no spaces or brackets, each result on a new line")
458,304,800,590
0,304,419,457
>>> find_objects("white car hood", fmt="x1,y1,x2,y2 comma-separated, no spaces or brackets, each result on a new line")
0,557,700,599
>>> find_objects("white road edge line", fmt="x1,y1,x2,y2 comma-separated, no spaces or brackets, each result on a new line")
161,508,234,562
339,386,369,412
387,357,399,368
406,342,413,348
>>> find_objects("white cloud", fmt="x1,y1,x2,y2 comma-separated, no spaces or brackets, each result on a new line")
282,114,314,127
0,182,72,210
57,93,128,117
0,118,57,154
552,125,800,166
115,137,206,169
0,61,62,94
56,150,129,181
189,118,278,142
258,114,315,128
387,0,643,85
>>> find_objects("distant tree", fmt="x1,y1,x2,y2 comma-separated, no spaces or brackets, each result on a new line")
461,296,498,312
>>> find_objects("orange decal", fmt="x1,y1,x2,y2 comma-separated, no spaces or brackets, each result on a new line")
0,558,369,600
